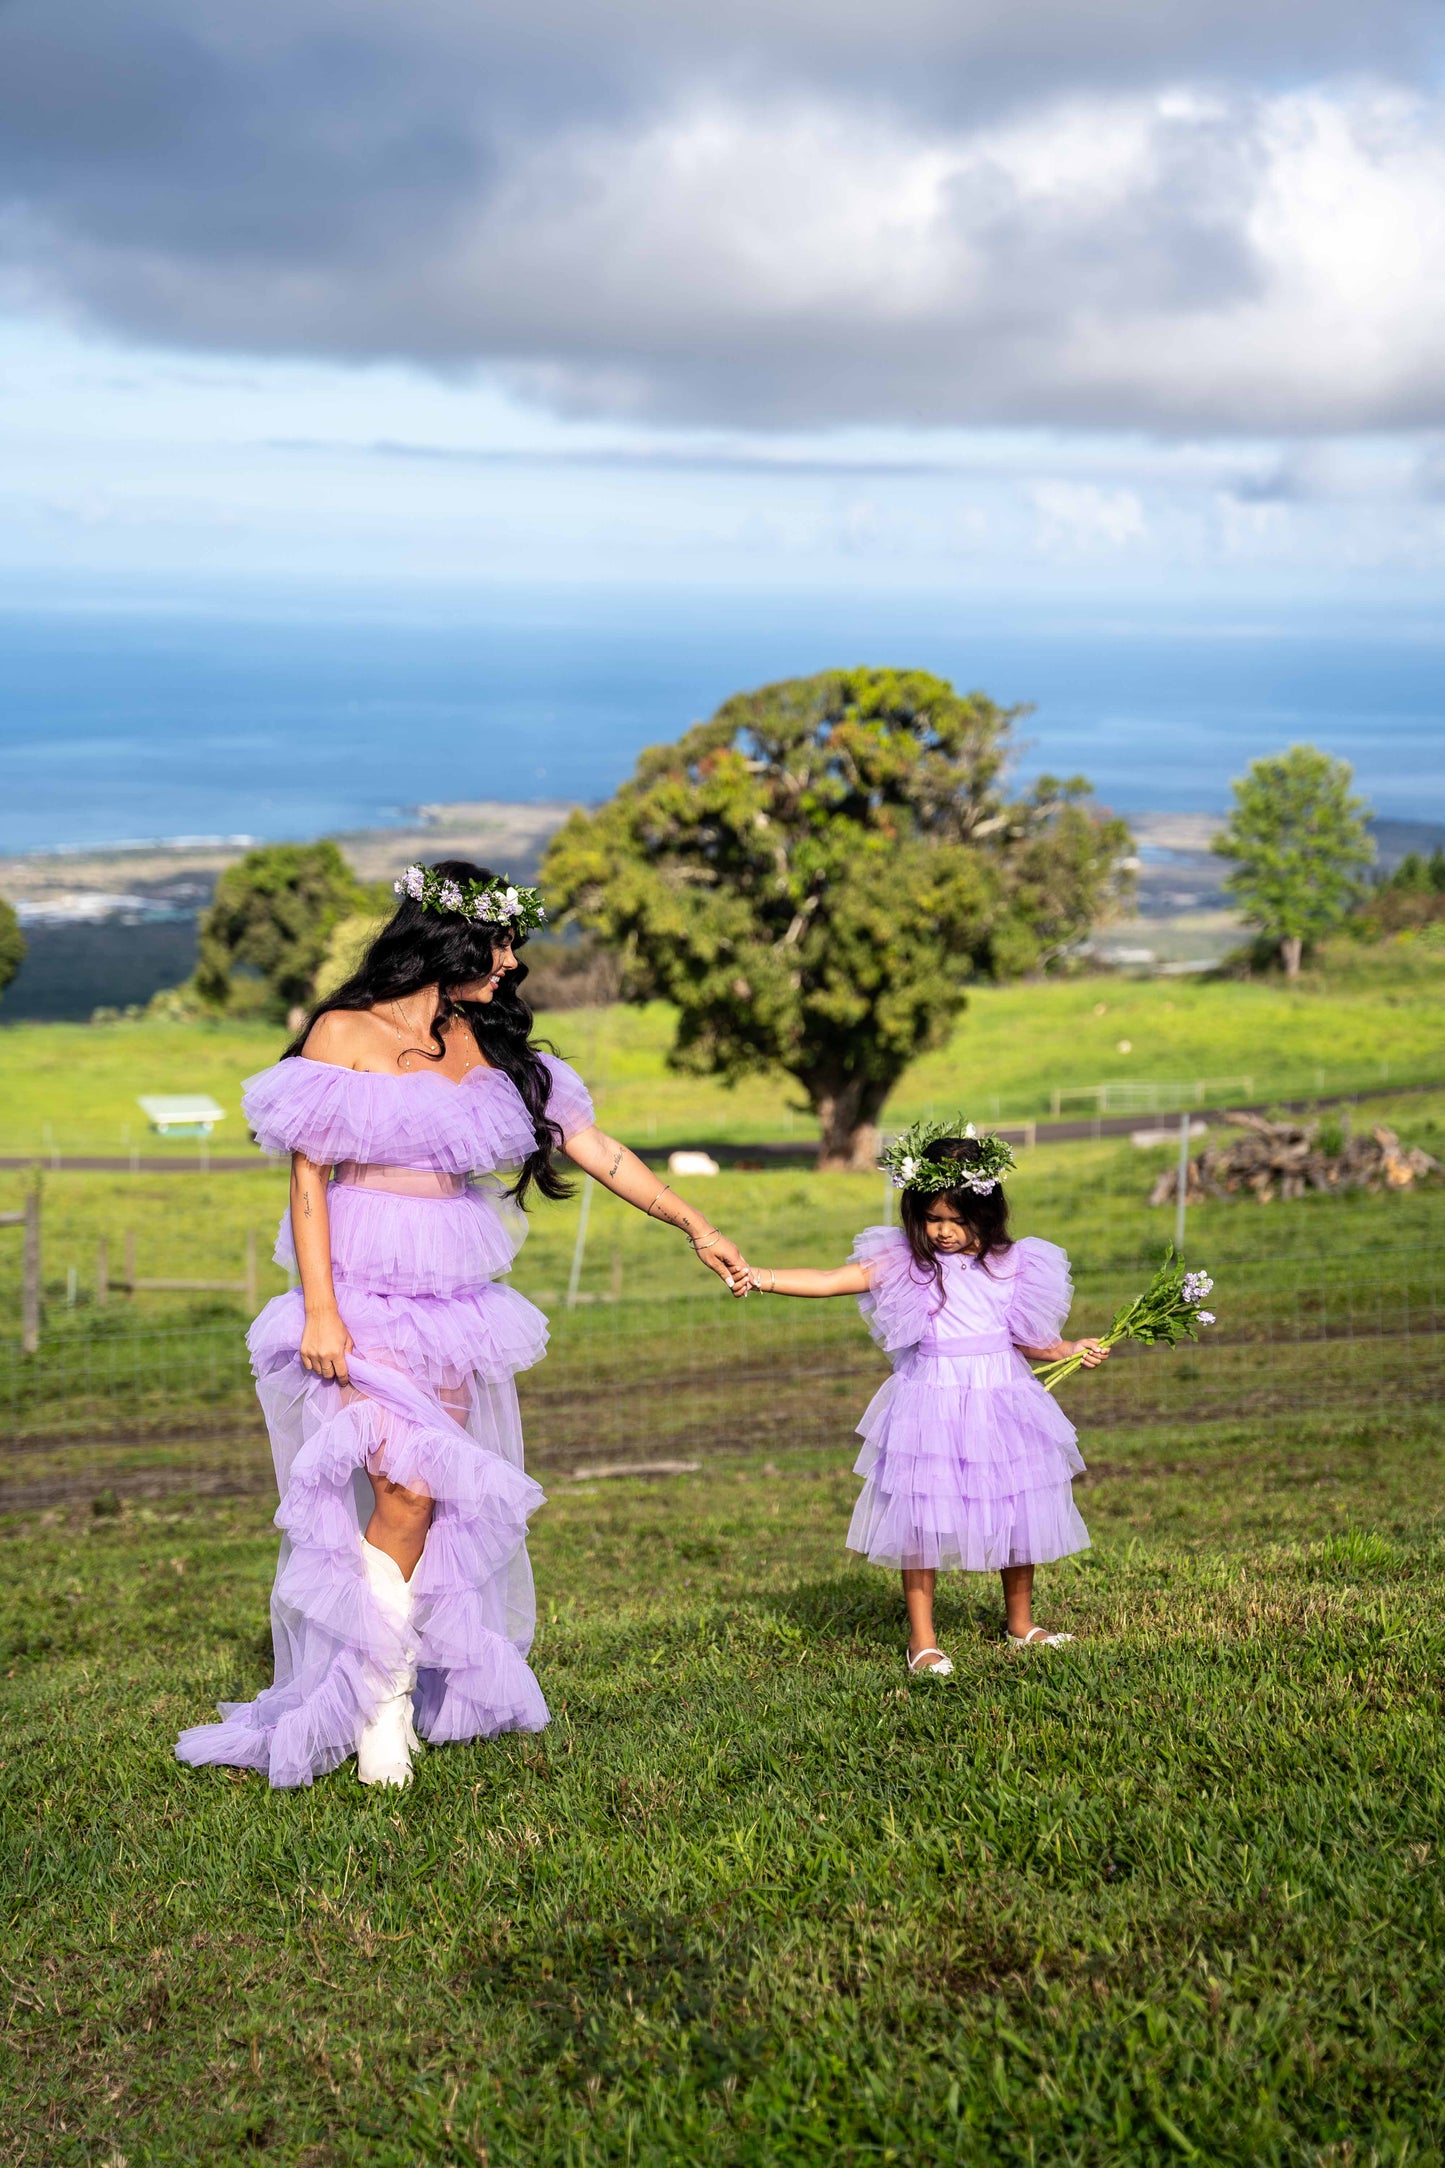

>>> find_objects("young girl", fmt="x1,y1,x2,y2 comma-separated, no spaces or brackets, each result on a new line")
744,1127,1108,1674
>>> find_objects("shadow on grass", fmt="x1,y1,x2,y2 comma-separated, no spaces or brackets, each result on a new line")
763,1570,1007,1652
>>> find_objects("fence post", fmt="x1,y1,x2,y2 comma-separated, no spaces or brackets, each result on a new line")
96,1237,109,1308
125,1228,136,1294
566,1177,593,1309
21,1180,40,1353
1174,1109,1191,1255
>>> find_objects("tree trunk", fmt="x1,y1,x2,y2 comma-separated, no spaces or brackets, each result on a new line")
812,1075,890,1172
1280,934,1303,979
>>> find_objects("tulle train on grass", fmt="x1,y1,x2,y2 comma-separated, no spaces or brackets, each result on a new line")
175,1050,594,1789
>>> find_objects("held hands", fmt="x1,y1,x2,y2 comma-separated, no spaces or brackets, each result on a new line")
299,1304,355,1386
693,1230,751,1292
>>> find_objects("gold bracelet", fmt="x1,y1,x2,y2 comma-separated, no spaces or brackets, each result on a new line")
768,1269,778,1293
690,1229,722,1254
646,1183,674,1218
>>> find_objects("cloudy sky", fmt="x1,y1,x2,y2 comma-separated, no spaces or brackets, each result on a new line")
2,0,1443,598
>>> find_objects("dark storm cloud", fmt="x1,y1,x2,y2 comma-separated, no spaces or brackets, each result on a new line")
0,0,1441,431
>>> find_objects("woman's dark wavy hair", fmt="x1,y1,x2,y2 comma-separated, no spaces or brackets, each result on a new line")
284,859,573,1205
900,1136,1013,1300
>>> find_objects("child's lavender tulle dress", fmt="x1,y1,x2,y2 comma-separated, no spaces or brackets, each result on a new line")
175,1051,594,1789
845,1228,1091,1572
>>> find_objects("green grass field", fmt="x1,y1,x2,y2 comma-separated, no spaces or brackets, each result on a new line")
2,941,1443,1157
3,961,1444,2158
4,1412,1444,2165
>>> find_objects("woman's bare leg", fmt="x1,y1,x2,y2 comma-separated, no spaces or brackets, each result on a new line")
902,1568,944,1666
365,1471,433,1581
1000,1563,1036,1638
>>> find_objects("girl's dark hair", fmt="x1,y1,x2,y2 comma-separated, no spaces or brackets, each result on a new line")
284,859,573,1205
899,1137,1013,1298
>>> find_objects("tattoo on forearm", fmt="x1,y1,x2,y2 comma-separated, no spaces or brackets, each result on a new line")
301,1189,313,1219
606,1145,624,1178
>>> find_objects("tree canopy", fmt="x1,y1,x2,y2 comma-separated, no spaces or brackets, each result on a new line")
197,842,388,1018
1212,745,1374,977
542,667,1131,1166
0,895,25,1004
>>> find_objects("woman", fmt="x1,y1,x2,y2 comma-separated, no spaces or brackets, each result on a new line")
176,860,747,1790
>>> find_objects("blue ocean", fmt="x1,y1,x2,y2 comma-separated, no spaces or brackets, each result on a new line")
2,586,1442,852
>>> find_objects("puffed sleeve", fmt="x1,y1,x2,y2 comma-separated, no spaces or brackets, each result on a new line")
241,1059,537,1171
243,1060,381,1161
1005,1236,1074,1346
850,1225,942,1354
537,1053,595,1139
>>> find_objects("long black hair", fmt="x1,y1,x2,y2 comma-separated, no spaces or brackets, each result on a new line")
285,858,573,1205
899,1136,1013,1299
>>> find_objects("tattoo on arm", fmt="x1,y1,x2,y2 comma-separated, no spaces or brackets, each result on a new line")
606,1144,624,1178
302,1189,313,1219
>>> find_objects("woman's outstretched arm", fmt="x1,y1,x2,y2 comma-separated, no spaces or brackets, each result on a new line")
562,1125,748,1287
745,1263,873,1297
290,1151,355,1384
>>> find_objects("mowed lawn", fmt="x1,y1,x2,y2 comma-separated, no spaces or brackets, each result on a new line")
4,1409,1444,2166
2,940,1443,1158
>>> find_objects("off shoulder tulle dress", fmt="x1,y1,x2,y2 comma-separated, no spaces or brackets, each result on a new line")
845,1229,1091,1573
175,1050,593,1789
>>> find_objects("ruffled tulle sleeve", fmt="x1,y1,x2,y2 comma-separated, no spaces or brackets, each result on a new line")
850,1225,941,1354
1005,1236,1074,1347
241,1060,538,1172
537,1054,595,1139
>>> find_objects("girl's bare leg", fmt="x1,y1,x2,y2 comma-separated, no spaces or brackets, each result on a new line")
365,1471,433,1581
1000,1563,1035,1638
902,1567,945,1666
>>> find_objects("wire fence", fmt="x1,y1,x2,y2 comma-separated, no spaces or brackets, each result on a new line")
3,1243,1440,1512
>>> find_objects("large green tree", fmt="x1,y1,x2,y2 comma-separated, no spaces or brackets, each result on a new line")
197,842,386,1017
542,668,1131,1168
0,896,25,1004
1212,745,1374,978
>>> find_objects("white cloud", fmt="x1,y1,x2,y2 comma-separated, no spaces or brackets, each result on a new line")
1032,481,1148,550
0,0,1443,434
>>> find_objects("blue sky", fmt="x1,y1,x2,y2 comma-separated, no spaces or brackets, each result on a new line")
1,2,1444,605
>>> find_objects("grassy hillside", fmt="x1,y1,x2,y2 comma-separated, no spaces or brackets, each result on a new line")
2,944,1443,1157
4,1415,1444,2163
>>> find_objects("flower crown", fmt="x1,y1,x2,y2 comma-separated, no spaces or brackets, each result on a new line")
393,864,546,934
880,1116,1016,1195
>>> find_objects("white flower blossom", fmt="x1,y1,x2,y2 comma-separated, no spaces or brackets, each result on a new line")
1195,1310,1216,1327
439,880,464,911
403,865,426,900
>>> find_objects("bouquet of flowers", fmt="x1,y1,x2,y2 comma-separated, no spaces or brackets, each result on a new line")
1032,1251,1216,1392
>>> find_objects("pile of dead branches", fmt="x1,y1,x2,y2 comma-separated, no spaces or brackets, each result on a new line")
1150,1112,1441,1206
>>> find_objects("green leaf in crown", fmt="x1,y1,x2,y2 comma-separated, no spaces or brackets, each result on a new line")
394,864,547,934
880,1116,1017,1194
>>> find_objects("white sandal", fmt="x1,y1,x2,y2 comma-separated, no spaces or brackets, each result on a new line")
907,1646,955,1677
1007,1626,1075,1649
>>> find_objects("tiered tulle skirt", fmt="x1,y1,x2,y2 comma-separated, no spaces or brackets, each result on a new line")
847,1347,1090,1573
176,1189,551,1790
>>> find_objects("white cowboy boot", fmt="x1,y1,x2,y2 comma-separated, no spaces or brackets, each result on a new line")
356,1540,420,1788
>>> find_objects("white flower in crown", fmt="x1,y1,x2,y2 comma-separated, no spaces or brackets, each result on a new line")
964,1122,977,1139
439,879,464,911
403,864,427,900
504,887,520,912
1195,1309,1216,1326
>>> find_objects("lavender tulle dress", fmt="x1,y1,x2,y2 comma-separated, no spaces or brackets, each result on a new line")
175,1051,594,1789
846,1229,1091,1572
